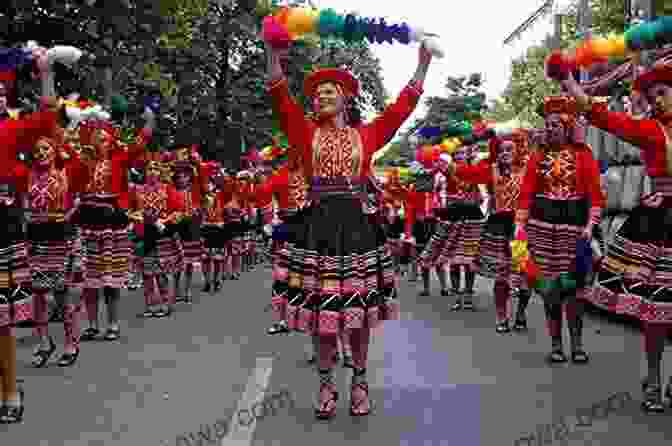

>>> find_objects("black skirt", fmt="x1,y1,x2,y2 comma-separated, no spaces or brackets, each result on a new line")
272,195,398,335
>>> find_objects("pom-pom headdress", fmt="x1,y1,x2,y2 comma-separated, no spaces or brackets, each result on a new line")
304,68,359,98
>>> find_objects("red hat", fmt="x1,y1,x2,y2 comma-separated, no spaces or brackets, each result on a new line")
303,68,359,98
633,64,672,92
543,96,578,117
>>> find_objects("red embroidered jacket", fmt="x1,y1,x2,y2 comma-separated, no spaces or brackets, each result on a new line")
585,101,672,197
515,144,603,226
268,78,422,180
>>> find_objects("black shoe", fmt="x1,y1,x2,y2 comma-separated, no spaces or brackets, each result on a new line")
214,280,222,292
440,289,450,297
418,290,430,297
80,327,100,341
57,349,80,367
0,388,25,424
571,349,589,364
267,322,289,335
103,328,120,341
31,336,56,368
343,354,354,369
513,314,528,331
202,283,211,293
496,320,511,333
547,349,568,364
642,381,665,413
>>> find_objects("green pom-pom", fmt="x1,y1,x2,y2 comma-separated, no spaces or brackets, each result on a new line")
111,95,129,115
317,9,345,38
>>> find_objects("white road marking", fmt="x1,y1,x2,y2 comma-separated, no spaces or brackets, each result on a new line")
221,357,274,446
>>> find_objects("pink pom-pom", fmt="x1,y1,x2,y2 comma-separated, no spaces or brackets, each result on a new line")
263,16,292,49
545,51,570,81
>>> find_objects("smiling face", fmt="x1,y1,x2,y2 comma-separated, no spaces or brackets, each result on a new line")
146,162,162,180
544,113,569,146
645,83,672,118
33,138,56,168
314,82,345,117
175,147,190,161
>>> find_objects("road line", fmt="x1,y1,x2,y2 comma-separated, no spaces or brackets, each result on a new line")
221,357,274,446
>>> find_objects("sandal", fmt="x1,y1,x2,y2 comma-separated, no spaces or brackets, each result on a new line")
0,388,25,424
496,320,511,333
546,349,567,364
342,354,355,369
80,327,100,341
267,322,289,335
350,382,371,416
513,314,528,331
57,348,80,367
642,380,665,413
462,292,475,311
571,349,589,364
103,328,120,341
31,337,56,368
315,384,338,419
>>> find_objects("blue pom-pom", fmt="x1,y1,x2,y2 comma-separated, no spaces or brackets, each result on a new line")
363,18,376,42
417,127,441,138
599,160,608,174
0,47,33,72
375,19,387,44
343,14,357,42
397,23,411,44
144,95,161,113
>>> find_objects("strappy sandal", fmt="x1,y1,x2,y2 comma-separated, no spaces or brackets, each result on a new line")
495,320,511,333
0,387,25,424
642,380,665,413
342,354,355,369
513,314,528,331
350,382,371,416
103,328,121,341
267,322,289,335
315,384,338,419
80,327,100,341
418,290,430,297
57,348,80,367
31,337,56,368
571,349,589,364
546,348,567,364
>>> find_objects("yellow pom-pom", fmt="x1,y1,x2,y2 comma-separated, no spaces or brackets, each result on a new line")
590,37,612,58
285,7,318,36
608,35,626,56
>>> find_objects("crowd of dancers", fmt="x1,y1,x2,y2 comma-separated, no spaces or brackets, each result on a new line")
2,35,672,426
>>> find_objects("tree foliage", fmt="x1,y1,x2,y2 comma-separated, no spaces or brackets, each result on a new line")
492,0,628,128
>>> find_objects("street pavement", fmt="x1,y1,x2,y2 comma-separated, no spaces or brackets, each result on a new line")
2,265,672,446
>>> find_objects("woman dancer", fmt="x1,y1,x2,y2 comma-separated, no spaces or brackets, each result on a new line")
165,143,206,303
515,95,602,364
73,121,147,341
559,64,672,410
201,165,228,292
471,133,533,332
403,179,435,283
382,168,406,273
130,151,183,318
419,148,485,305
0,97,61,423
27,129,85,367
266,37,432,417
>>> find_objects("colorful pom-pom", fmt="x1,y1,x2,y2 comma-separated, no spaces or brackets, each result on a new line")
545,50,570,81
263,16,292,49
285,7,318,35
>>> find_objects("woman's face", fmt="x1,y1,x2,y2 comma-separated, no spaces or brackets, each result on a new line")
175,147,190,161
646,83,672,118
544,114,569,146
497,141,514,167
33,139,56,167
146,162,162,179
315,82,345,117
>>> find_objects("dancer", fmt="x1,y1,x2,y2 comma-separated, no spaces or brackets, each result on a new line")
515,95,602,364
27,128,85,367
560,64,672,410
72,120,147,341
0,97,61,423
265,37,432,417
201,166,228,292
382,168,406,273
419,148,486,306
476,133,533,332
403,178,435,283
129,151,183,318
164,143,206,303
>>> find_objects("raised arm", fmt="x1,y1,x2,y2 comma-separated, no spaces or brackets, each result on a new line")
561,76,664,151
361,44,432,155
265,44,312,151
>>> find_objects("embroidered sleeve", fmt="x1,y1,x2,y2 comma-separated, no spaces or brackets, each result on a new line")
268,78,312,157
586,102,664,154
360,83,423,156
517,152,540,211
